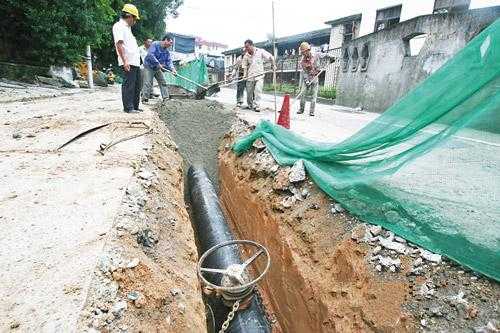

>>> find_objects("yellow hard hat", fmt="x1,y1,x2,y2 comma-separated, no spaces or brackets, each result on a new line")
122,4,140,19
300,42,311,52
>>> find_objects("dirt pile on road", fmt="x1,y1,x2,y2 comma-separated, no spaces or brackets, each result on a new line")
156,99,235,188
218,120,500,332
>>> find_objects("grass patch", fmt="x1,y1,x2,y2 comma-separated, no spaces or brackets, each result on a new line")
263,83,336,100
319,86,336,100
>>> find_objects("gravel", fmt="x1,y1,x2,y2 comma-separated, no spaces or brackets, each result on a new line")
156,99,235,189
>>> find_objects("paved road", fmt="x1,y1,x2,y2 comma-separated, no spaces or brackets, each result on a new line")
0,87,152,331
210,87,378,143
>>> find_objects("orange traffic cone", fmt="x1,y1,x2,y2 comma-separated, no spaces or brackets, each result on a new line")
277,94,290,129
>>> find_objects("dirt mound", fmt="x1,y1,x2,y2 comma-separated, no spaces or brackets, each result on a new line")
156,99,235,189
218,121,500,333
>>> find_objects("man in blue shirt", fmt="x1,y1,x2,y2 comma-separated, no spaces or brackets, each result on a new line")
142,34,177,102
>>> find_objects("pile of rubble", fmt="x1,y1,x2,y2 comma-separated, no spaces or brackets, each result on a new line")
351,223,441,274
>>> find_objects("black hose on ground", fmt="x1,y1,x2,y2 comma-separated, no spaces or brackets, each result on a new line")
187,166,270,333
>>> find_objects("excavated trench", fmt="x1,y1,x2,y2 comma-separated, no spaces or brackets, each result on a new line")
157,99,500,333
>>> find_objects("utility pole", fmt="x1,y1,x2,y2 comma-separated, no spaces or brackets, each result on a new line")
272,1,278,123
86,45,94,89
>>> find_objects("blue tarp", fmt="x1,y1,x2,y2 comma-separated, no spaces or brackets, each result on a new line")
172,33,195,54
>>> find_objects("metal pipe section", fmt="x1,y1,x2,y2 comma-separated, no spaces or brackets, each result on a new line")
187,166,270,333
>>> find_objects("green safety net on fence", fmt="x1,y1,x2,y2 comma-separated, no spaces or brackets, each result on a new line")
233,19,500,281
164,58,208,93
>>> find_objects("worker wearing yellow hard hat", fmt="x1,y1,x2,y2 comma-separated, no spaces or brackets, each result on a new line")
298,41,334,116
112,4,142,112
299,42,311,53
122,3,140,20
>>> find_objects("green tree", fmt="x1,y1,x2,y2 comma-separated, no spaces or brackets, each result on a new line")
0,0,115,65
0,0,182,67
96,0,182,68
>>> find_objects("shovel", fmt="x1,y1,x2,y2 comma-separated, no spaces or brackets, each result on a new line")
166,70,272,99
195,71,273,98
164,70,214,99
210,71,273,91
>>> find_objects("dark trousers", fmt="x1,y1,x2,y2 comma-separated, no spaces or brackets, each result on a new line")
236,79,246,104
121,65,141,111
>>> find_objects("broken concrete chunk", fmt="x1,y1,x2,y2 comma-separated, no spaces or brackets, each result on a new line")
281,196,296,209
413,257,423,267
289,160,306,183
378,235,407,254
409,266,424,276
448,291,467,305
111,300,127,318
429,306,444,317
377,256,401,270
368,225,382,236
290,187,304,201
98,254,113,274
419,283,435,297
126,258,140,269
332,203,344,213
127,291,140,301
137,169,153,181
372,246,382,255
420,249,442,263
394,236,406,243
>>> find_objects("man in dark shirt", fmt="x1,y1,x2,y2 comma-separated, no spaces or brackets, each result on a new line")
142,34,177,102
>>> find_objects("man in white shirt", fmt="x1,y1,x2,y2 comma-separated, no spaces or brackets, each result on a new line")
112,4,142,113
139,38,152,64
241,39,276,112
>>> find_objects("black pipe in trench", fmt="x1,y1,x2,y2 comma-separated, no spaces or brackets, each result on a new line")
187,166,270,333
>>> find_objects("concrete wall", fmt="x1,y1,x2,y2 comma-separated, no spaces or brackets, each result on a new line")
336,7,500,113
324,25,345,87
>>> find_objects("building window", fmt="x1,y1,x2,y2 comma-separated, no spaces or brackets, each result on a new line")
403,33,428,56
344,22,354,43
351,47,359,72
343,21,359,43
433,0,470,13
374,5,402,32
342,48,349,72
360,43,370,71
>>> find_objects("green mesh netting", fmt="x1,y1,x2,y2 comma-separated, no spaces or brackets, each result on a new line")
165,58,208,93
233,19,500,281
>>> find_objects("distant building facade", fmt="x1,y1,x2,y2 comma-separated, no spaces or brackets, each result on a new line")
195,37,228,57
335,3,500,112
